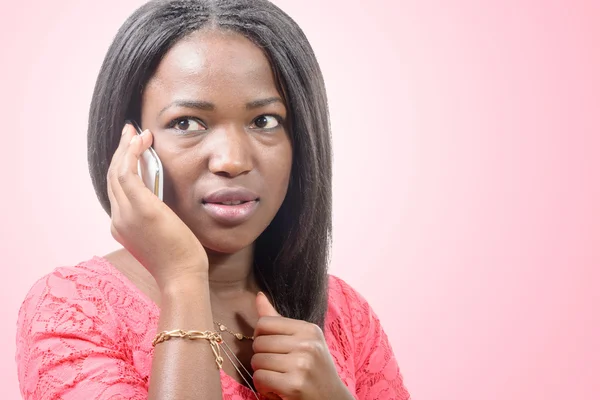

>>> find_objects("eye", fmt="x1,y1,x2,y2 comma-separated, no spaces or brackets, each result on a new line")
251,115,281,130
169,117,206,132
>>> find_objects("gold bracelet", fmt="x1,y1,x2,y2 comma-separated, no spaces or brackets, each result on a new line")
152,329,224,369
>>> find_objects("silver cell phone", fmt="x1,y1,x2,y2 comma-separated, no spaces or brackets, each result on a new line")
127,119,164,201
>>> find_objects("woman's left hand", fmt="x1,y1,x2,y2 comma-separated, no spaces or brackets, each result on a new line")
251,293,354,400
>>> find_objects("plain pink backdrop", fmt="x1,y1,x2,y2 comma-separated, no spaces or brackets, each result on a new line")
2,1,599,399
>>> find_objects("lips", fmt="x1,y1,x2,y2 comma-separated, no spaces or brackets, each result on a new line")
201,187,260,225
202,187,259,204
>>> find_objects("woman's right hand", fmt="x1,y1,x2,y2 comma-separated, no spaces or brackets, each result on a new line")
107,123,208,290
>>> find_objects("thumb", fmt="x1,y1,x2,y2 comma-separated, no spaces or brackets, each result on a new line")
256,291,280,318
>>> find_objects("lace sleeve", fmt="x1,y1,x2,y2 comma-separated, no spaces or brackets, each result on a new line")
15,267,148,400
335,278,411,400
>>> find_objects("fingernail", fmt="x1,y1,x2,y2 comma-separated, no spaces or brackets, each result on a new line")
129,135,138,145
140,129,149,137
122,124,129,136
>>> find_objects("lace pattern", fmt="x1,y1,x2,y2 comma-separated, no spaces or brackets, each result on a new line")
16,257,410,399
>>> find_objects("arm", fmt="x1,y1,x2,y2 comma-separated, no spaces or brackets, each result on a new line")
19,130,223,400
108,124,223,400
16,269,222,400
16,270,148,400
148,276,221,400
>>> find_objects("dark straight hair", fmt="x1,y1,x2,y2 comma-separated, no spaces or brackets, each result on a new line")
87,0,332,328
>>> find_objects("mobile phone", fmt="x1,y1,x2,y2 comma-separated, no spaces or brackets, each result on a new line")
126,120,164,201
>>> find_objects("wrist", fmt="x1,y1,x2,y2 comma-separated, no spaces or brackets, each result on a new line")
158,271,210,298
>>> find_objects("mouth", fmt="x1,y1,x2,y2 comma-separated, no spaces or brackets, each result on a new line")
202,187,259,204
202,200,256,206
201,187,260,225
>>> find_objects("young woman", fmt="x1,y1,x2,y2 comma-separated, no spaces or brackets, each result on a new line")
16,1,410,399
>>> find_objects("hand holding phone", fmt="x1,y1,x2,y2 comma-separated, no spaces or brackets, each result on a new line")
107,122,209,288
126,120,164,201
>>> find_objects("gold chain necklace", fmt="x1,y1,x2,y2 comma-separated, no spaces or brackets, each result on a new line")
213,321,259,399
219,337,259,399
214,321,254,341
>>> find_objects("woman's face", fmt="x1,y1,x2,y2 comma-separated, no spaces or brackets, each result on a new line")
140,29,292,254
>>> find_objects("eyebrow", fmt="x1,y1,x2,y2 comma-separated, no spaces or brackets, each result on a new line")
158,100,214,116
246,97,284,110
158,97,285,116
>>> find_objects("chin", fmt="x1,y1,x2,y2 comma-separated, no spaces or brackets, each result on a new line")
193,227,258,255
175,203,276,255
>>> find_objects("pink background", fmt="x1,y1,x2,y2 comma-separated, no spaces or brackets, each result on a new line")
1,0,599,399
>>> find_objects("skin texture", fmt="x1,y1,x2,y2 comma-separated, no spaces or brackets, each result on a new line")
105,29,352,399
143,29,293,257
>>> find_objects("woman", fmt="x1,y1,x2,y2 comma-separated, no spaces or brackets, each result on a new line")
16,0,410,399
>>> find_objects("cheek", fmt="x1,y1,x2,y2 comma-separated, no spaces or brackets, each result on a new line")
267,145,293,202
156,147,199,204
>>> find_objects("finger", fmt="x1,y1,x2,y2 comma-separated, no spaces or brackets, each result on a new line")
106,175,122,215
107,168,130,245
256,291,281,318
107,160,130,207
118,129,156,202
252,370,290,398
110,123,136,168
107,172,130,219
252,334,296,354
254,315,307,337
107,123,136,205
250,353,290,373
107,181,120,236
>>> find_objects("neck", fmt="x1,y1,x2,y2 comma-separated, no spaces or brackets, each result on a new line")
206,245,258,298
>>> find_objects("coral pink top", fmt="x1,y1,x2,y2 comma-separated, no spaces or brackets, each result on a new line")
16,256,410,400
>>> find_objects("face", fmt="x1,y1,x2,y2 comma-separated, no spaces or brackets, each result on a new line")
140,29,292,254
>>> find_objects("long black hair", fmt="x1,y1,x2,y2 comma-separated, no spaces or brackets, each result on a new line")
88,0,332,328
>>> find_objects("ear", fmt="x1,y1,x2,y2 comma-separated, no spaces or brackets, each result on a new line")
256,292,281,318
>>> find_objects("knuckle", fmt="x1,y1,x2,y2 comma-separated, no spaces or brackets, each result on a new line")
136,204,156,221
252,369,267,384
307,323,324,337
110,223,120,239
252,336,264,352
289,374,306,396
117,172,129,186
255,317,268,331
298,339,323,355
295,354,313,371
111,216,130,233
250,354,258,370
110,213,123,228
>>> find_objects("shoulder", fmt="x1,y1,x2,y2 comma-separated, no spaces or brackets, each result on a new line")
325,276,411,399
325,275,393,361
326,275,389,354
17,257,123,337
15,257,153,399
324,276,378,358
18,256,132,310
16,256,154,344
327,275,368,303
326,274,374,326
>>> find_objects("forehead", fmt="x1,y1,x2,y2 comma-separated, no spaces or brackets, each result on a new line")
145,29,280,100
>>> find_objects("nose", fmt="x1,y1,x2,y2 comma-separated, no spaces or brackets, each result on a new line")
207,126,253,178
